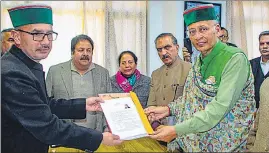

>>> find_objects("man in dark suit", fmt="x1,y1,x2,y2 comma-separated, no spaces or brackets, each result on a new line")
219,27,238,47
250,30,269,108
1,4,122,153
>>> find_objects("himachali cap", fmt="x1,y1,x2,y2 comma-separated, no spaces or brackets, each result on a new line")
8,4,53,28
183,4,216,26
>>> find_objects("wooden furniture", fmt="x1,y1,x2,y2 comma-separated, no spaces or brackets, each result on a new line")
48,137,167,152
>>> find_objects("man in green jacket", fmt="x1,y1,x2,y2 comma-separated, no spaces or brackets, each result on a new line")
145,4,255,152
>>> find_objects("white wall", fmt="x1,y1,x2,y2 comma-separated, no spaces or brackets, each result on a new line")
147,1,226,76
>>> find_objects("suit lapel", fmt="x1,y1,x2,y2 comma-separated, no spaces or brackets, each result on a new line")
111,76,122,91
91,65,99,95
61,60,73,97
259,57,269,78
254,57,261,75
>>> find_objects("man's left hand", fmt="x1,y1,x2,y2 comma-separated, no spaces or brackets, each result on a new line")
86,97,104,112
149,126,177,142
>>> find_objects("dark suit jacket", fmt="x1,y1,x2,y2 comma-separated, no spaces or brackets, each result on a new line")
1,45,103,153
250,56,269,108
226,42,237,47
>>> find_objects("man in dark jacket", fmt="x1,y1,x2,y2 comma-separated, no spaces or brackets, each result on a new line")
219,27,237,47
1,4,122,153
250,30,269,108
1,28,14,56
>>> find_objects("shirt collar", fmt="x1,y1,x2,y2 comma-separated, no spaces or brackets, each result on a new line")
9,45,43,71
165,56,182,69
260,57,269,64
71,60,95,73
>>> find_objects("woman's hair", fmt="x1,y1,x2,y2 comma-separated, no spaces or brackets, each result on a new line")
118,50,138,66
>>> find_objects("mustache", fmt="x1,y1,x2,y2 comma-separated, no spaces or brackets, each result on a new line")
37,45,50,50
261,50,269,52
80,55,89,60
162,54,169,59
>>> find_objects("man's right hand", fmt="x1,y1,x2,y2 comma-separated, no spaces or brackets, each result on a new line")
144,106,170,122
182,47,191,62
102,132,122,146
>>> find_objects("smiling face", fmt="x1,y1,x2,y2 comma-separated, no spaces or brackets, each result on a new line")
119,53,137,78
12,24,53,62
72,39,93,71
188,20,221,57
155,36,179,66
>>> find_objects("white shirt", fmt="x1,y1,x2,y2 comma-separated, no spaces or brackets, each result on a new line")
260,57,269,75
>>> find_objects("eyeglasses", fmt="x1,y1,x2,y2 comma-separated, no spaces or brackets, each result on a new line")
156,44,173,52
16,29,58,41
7,38,14,42
186,26,210,37
219,35,228,40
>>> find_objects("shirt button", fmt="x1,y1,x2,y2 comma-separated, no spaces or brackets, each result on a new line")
164,85,166,88
163,97,165,100
166,73,168,76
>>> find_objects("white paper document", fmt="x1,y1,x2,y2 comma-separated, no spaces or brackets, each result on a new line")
100,97,148,140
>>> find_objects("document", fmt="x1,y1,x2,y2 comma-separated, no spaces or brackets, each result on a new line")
99,92,153,140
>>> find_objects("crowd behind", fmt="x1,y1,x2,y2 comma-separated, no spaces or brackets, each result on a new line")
1,3,269,153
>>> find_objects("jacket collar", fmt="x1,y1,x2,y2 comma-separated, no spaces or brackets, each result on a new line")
164,56,182,69
9,45,43,71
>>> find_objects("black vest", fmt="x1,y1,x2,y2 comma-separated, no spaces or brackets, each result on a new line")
250,57,269,108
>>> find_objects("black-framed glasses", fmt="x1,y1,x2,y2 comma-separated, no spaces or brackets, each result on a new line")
16,29,58,41
219,35,228,40
7,38,14,42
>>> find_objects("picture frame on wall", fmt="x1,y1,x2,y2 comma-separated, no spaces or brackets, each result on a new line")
184,1,222,38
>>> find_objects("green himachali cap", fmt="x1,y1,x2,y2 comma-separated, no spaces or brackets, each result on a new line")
8,4,53,28
183,4,216,26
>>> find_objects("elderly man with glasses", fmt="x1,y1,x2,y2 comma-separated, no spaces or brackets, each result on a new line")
1,4,122,153
145,4,255,152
